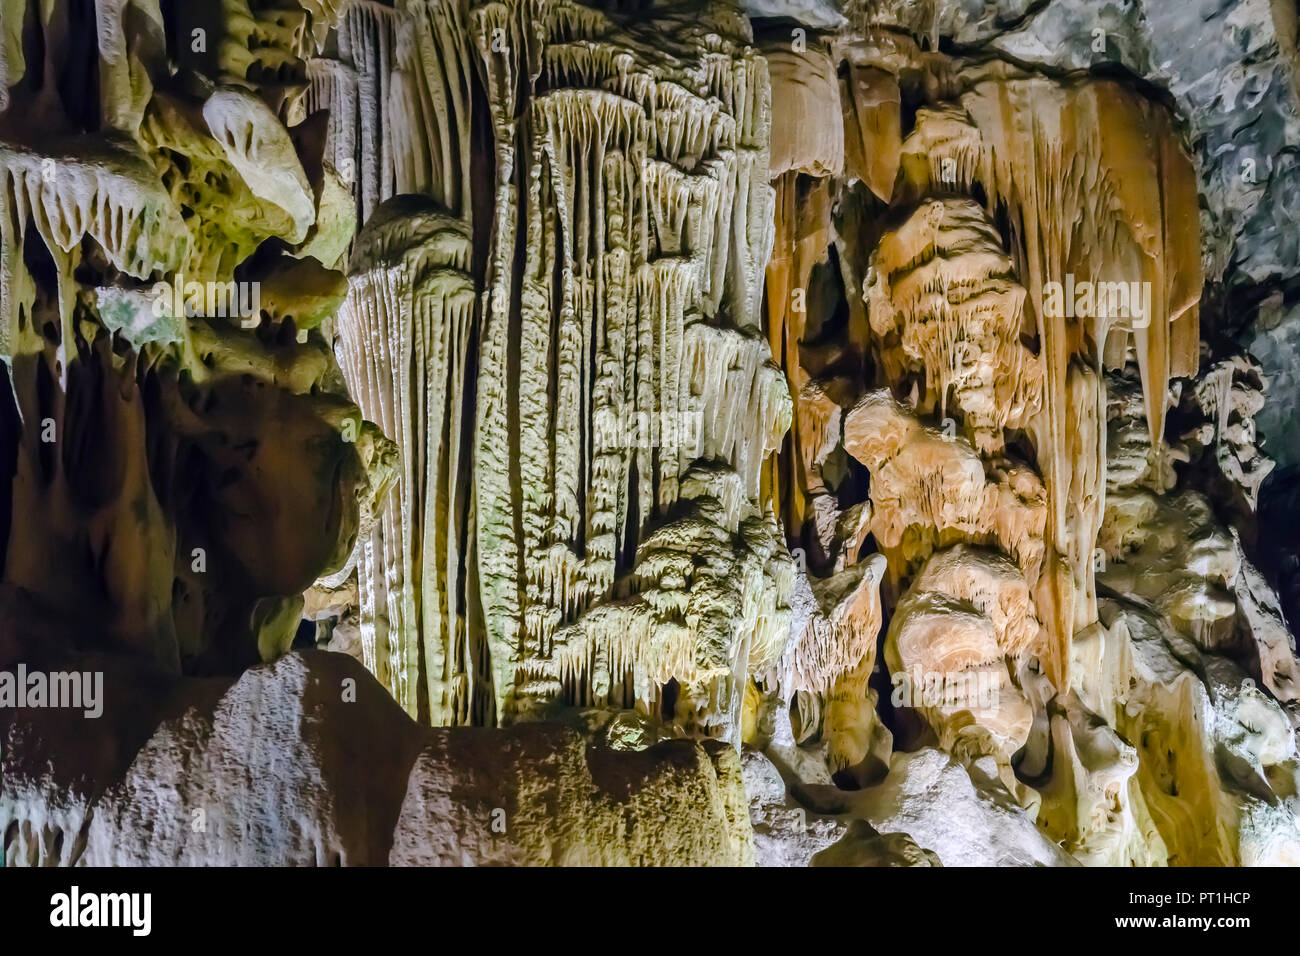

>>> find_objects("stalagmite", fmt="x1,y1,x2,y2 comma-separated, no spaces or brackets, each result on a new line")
780,552,888,774
884,544,1039,772
1181,353,1276,515
842,389,1046,585
545,465,795,741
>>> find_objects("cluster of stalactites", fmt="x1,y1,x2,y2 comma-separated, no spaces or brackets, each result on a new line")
893,74,1201,688
336,197,481,724
898,84,1200,446
0,138,188,368
540,466,795,743
0,0,368,677
307,0,477,224
0,0,350,410
865,197,1043,454
310,0,496,724
433,0,788,725
843,0,938,39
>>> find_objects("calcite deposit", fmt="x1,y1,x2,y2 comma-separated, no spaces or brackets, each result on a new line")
3,0,1300,871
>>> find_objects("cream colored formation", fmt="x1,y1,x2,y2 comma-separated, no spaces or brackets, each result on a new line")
753,4,1300,865
1,0,1299,867
324,0,840,743
0,0,376,673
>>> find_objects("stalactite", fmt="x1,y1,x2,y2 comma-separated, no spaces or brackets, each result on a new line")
0,0,370,675
840,64,899,202
905,70,1202,687
467,0,789,726
766,41,842,181
765,173,833,533
336,197,479,723
864,196,1042,454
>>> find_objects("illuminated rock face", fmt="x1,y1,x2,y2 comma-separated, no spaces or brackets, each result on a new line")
752,0,1300,865
3,0,1300,869
0,652,752,866
0,0,377,676
320,0,808,738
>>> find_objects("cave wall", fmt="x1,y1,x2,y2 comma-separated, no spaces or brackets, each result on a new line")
2,0,1300,868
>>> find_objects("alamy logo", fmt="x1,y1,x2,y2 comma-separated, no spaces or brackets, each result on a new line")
1040,274,1151,328
49,887,151,936
0,664,103,718
151,273,261,322
890,668,1000,712
593,407,702,455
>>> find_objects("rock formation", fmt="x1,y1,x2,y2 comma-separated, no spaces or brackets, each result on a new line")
3,0,1300,870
